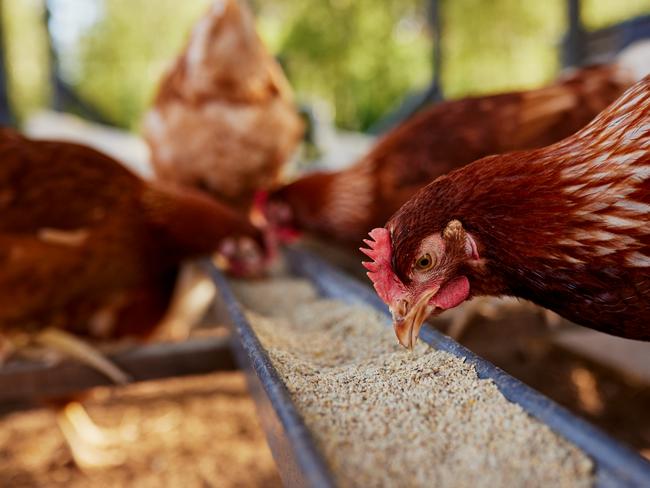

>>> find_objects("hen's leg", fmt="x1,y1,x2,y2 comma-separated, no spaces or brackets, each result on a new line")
33,328,135,469
541,308,563,329
55,402,128,469
34,328,130,384
154,263,215,340
0,334,14,364
445,298,564,341
57,401,136,447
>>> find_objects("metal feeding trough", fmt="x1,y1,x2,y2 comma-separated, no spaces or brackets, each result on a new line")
204,247,650,488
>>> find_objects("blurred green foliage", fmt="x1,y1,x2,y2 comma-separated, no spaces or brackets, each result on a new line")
2,0,649,132
441,0,565,97
259,0,431,131
583,0,650,28
1,0,50,122
75,0,212,129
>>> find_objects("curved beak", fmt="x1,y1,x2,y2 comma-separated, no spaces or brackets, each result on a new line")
391,287,439,350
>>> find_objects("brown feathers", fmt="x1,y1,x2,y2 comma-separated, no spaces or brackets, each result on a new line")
387,75,650,340
0,130,263,339
267,64,634,246
143,0,303,211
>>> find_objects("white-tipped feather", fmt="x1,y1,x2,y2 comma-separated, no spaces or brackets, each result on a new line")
556,76,649,267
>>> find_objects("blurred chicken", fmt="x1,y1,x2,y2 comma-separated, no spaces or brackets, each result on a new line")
362,75,650,349
0,128,264,467
263,63,637,247
143,0,304,212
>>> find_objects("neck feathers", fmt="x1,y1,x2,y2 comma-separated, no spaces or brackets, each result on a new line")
142,182,261,257
283,164,378,243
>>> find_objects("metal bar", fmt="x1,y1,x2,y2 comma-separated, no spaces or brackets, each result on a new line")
580,13,650,64
0,336,237,403
43,0,62,112
0,0,14,126
428,0,443,103
284,247,650,488
562,0,585,67
367,87,436,135
203,260,335,488
367,0,444,134
43,0,114,125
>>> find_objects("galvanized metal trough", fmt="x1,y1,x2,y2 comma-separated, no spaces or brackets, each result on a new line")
204,246,650,488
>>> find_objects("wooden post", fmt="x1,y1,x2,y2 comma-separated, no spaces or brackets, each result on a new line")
367,0,444,133
0,0,14,126
427,0,443,102
44,0,64,111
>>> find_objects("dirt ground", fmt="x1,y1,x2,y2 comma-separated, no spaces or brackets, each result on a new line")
0,372,281,488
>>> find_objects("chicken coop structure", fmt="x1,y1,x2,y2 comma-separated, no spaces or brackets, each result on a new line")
1,1,650,486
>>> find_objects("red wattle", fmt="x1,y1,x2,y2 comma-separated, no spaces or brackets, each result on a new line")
430,276,470,310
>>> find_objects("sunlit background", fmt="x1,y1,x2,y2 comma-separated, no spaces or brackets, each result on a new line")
1,2,650,485
3,0,650,133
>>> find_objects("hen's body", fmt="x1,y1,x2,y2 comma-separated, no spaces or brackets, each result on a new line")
388,75,650,340
144,0,303,211
269,64,635,245
0,130,262,340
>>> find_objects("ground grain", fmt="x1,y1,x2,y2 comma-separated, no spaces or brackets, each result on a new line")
232,277,594,488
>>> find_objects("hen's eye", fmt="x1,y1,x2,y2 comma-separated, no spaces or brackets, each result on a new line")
415,253,435,271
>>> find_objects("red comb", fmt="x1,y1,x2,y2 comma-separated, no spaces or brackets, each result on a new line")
360,227,407,305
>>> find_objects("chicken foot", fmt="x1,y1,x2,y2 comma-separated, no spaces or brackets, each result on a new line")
57,401,137,447
33,328,136,469
34,328,131,384
154,263,216,341
0,334,15,365
55,402,129,469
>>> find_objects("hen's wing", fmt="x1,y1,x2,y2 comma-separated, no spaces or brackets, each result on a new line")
0,134,173,335
0,133,142,234
373,64,633,194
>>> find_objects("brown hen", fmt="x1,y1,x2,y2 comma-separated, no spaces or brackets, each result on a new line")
0,128,264,347
143,0,304,211
265,64,636,246
362,75,650,348
0,128,266,467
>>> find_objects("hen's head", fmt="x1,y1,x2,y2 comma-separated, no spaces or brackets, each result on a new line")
361,219,480,349
217,233,276,278
147,182,276,279
254,188,304,244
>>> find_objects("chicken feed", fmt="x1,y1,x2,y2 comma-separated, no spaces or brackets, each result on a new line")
230,277,594,488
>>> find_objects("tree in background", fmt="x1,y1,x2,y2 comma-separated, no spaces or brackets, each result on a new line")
75,0,212,129
441,0,564,97
2,0,650,131
258,0,431,131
